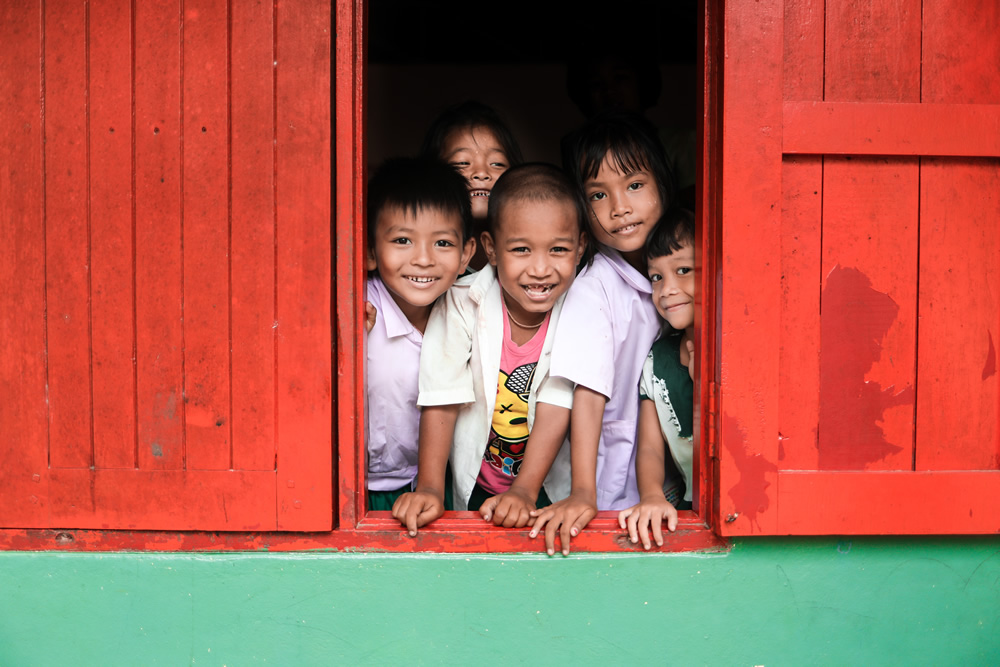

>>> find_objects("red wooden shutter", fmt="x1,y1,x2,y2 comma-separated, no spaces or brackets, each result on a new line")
715,0,1000,535
0,0,332,531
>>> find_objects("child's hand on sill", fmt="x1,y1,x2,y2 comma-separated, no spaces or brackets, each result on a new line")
391,489,444,537
479,486,537,528
617,494,678,550
528,492,597,556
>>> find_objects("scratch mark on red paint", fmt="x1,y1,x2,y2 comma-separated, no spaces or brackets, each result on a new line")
723,413,777,533
983,331,996,380
818,266,913,469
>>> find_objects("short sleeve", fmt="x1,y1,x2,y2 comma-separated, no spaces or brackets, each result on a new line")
535,374,574,410
549,270,616,399
638,351,655,401
417,285,476,407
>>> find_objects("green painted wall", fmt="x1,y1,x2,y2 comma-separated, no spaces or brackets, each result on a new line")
2,537,998,665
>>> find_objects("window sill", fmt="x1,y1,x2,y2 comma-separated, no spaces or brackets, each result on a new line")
0,512,727,553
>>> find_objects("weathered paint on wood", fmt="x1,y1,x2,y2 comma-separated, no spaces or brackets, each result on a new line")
718,0,1000,535
0,0,331,531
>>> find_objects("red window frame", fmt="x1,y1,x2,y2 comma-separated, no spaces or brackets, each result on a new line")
0,0,725,553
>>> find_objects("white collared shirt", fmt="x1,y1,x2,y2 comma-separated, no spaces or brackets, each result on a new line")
365,276,423,491
418,267,574,510
549,249,661,510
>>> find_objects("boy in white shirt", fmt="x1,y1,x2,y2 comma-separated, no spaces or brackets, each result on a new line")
365,157,475,511
393,164,589,535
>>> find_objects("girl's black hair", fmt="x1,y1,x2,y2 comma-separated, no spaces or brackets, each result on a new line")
366,156,473,249
420,101,524,166
486,163,596,268
646,207,695,260
561,112,676,212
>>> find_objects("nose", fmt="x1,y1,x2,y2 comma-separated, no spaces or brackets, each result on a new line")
528,253,551,278
609,189,631,218
411,241,434,266
470,155,490,181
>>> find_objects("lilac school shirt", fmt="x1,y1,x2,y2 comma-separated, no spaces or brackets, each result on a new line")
365,276,422,492
549,249,660,510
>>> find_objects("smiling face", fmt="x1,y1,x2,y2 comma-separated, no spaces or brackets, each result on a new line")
481,197,586,328
583,155,663,267
441,126,510,221
647,242,695,333
366,205,475,328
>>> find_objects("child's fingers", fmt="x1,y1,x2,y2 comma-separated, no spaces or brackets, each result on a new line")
617,507,632,530
404,507,420,537
638,514,652,550
543,516,561,556
560,518,574,556
528,508,552,538
666,506,679,533
625,511,641,544
364,302,377,333
479,495,499,522
651,513,665,547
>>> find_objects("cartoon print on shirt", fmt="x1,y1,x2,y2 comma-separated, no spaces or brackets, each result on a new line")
484,362,536,477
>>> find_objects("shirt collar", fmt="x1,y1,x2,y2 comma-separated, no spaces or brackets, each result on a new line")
599,247,652,294
373,277,420,340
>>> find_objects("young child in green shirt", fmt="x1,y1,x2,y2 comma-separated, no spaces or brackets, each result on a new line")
618,208,696,550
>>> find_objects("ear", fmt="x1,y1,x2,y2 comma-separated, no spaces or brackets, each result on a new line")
459,235,477,273
575,231,588,263
365,245,378,272
479,230,497,267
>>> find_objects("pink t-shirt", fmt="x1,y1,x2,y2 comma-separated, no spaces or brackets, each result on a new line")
476,300,550,495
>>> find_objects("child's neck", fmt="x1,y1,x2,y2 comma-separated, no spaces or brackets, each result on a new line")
391,294,432,334
621,247,647,274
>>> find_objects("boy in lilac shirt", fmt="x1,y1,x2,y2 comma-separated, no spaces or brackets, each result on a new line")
365,157,475,510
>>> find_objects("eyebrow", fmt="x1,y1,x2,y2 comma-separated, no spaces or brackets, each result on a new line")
504,236,577,245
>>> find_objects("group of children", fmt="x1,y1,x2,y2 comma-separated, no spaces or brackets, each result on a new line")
365,102,697,554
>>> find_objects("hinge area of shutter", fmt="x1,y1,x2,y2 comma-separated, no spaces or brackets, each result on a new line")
706,380,720,459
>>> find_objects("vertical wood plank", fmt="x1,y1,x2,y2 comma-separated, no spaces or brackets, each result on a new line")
921,0,1000,105
716,0,783,534
778,0,824,471
182,0,231,470
916,158,1000,470
0,0,49,525
824,0,921,103
90,0,137,469
135,0,185,470
274,0,332,530
44,0,92,469
335,0,363,527
783,0,824,101
231,0,277,471
819,156,918,470
914,0,1000,471
778,156,822,470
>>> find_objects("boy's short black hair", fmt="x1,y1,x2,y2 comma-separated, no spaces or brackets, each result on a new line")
561,112,676,212
646,207,695,260
486,163,594,266
420,101,524,167
366,156,473,249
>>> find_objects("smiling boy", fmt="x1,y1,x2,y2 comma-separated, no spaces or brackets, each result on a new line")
365,157,475,511
392,163,590,534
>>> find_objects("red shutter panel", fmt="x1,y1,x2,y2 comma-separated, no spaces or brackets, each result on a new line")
716,0,1000,535
0,0,332,531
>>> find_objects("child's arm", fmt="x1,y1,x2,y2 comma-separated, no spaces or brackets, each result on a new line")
528,385,604,555
617,399,677,549
479,402,570,528
391,404,458,536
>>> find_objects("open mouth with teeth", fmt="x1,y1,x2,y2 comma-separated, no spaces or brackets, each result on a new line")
470,189,491,198
612,222,640,234
406,276,437,284
523,284,555,298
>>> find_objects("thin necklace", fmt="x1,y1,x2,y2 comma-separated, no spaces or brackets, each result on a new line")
507,310,546,330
